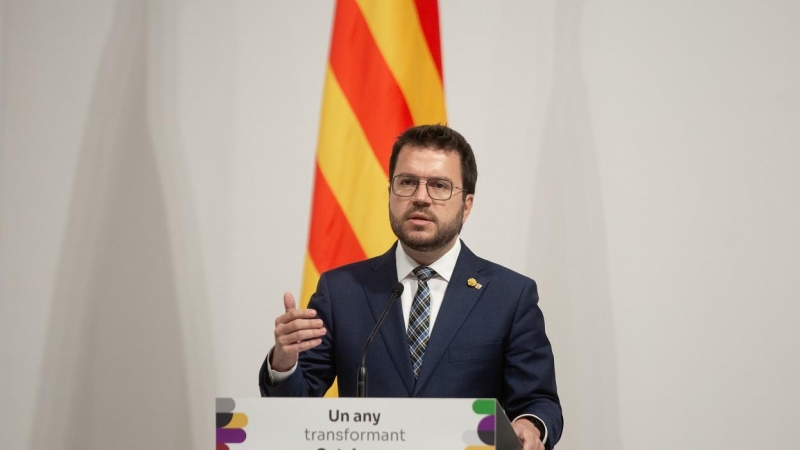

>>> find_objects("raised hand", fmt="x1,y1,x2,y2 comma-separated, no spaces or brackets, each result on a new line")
270,292,326,372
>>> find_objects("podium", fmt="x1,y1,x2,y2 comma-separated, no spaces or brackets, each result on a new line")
216,397,521,449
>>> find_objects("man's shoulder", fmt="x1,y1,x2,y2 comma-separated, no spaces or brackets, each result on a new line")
480,259,537,291
461,243,537,286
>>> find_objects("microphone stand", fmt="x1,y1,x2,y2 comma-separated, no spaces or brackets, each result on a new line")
356,282,404,397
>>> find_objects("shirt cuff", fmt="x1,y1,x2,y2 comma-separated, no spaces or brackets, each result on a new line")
266,348,298,384
513,414,548,445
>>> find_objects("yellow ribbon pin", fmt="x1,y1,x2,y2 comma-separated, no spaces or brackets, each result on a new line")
467,278,483,290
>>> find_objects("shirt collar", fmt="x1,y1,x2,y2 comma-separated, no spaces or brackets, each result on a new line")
395,238,462,282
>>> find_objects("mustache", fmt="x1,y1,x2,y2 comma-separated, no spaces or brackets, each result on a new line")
403,207,437,223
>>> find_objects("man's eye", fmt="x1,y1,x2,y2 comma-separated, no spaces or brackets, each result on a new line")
429,181,449,190
400,178,417,186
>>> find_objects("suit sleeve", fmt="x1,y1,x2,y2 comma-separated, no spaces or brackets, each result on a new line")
259,273,337,397
503,279,564,448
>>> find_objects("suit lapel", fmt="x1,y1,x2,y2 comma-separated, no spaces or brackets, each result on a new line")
413,243,488,395
363,243,415,396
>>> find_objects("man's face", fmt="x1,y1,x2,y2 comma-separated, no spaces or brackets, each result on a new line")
389,145,474,253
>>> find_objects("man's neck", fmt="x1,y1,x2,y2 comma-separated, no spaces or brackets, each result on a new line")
400,237,458,266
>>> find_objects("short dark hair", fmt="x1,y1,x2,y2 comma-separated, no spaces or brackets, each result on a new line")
389,124,478,196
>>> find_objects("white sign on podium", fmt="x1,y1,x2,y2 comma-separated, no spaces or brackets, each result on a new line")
216,397,521,450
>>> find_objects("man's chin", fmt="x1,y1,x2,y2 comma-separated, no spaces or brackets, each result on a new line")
401,240,438,253
399,233,448,253
401,227,433,240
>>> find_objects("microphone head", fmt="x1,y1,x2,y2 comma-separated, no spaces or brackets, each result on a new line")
391,281,404,295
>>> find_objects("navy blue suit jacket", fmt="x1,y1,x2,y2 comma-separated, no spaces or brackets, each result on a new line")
260,241,563,447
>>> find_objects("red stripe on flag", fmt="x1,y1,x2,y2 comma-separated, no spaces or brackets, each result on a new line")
329,0,414,176
307,165,367,272
414,0,444,81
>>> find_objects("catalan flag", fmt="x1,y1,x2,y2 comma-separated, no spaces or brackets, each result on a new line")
300,0,447,395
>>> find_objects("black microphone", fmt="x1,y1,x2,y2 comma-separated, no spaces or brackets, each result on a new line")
356,282,404,398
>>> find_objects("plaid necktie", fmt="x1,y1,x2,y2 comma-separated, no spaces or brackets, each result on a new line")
408,266,436,378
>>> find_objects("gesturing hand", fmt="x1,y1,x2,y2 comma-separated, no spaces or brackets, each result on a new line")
270,292,326,372
512,418,544,450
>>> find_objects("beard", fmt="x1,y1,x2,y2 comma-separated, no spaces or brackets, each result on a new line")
390,203,465,253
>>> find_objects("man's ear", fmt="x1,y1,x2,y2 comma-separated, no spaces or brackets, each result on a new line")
462,193,474,223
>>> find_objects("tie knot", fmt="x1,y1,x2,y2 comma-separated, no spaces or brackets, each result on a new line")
413,266,436,282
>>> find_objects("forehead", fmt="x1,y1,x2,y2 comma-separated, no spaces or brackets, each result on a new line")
395,145,462,179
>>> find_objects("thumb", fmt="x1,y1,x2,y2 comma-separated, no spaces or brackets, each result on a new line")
283,292,297,313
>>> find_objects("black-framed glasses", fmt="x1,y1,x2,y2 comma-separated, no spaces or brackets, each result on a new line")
390,175,467,201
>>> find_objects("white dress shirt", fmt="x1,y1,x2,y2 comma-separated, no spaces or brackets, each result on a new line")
395,238,461,332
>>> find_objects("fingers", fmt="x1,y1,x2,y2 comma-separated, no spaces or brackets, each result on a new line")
512,420,544,450
276,295,317,325
519,434,543,450
272,318,325,372
283,292,296,312
271,292,326,371
275,293,322,339
275,317,327,346
277,333,325,354
526,439,544,450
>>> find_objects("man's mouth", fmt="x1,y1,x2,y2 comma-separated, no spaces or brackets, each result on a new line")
406,212,435,224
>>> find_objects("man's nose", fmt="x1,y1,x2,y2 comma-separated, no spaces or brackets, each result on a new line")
412,182,433,204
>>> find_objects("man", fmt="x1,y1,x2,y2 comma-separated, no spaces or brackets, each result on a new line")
260,125,563,449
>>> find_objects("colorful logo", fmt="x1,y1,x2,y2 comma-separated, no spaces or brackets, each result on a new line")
216,398,248,449
464,399,496,450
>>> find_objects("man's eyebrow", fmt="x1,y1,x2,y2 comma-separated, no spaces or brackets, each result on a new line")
394,173,454,182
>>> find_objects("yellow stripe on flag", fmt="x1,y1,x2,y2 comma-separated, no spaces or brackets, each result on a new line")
299,253,320,309
317,67,396,258
301,251,335,397
356,0,447,125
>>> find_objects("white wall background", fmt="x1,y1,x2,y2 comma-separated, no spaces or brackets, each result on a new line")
1,1,798,449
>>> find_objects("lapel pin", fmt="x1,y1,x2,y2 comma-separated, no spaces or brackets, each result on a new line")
467,278,483,290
